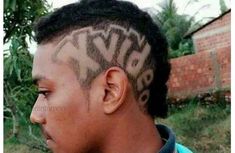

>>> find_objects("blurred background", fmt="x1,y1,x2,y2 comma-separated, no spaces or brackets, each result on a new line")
3,0,231,152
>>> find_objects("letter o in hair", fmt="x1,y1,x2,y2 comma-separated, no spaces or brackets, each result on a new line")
138,90,150,105
137,69,154,91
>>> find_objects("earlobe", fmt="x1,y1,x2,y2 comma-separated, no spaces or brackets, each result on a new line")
103,67,128,114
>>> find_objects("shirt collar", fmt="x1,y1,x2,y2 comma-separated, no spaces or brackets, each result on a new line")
156,124,177,153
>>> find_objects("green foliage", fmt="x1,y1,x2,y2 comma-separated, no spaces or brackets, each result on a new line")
158,102,230,153
4,36,37,119
154,0,190,49
4,0,50,43
153,0,206,58
4,0,50,151
168,39,194,59
155,0,190,50
219,0,228,14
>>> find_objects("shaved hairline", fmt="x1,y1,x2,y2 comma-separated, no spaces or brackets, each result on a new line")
50,23,155,107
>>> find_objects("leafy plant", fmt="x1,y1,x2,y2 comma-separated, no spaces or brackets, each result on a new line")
4,0,51,151
153,0,209,58
219,0,228,14
168,39,194,58
4,0,50,43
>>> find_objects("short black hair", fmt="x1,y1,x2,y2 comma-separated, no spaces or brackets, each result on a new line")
33,0,171,118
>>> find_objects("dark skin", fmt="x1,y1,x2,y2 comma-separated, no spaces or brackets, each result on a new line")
30,25,163,153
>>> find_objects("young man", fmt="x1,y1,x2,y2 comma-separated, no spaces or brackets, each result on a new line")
30,0,192,153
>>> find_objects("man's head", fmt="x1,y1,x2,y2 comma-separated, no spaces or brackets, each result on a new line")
30,0,171,152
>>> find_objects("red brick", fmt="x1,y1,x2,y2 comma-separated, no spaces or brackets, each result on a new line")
193,12,230,53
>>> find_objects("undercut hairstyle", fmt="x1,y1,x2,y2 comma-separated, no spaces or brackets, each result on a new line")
33,0,171,118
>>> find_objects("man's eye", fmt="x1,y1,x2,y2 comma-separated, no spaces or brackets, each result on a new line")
38,90,51,97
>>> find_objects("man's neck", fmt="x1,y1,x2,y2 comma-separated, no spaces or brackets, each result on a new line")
101,106,163,153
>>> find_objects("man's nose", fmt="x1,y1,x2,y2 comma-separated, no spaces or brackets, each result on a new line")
30,98,46,124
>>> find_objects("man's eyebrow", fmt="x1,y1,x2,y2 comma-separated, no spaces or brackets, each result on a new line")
32,75,48,85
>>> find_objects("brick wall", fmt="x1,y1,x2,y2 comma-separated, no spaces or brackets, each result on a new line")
168,47,230,98
168,11,231,98
192,12,231,53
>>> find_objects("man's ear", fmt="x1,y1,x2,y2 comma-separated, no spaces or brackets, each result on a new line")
102,67,128,114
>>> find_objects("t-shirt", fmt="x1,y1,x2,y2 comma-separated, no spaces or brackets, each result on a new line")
157,124,193,153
